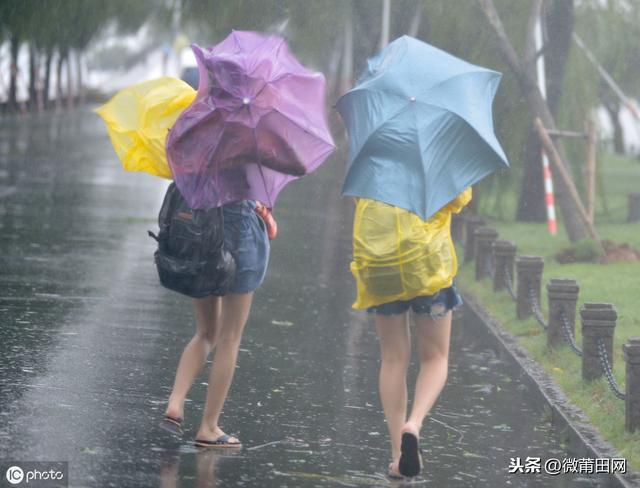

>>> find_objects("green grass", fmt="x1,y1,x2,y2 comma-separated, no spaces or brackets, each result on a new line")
459,151,640,469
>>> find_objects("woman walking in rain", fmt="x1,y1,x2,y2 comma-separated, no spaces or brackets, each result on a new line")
158,33,335,447
337,36,509,478
350,191,470,477
161,197,270,448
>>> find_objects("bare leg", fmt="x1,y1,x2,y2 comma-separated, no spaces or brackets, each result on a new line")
404,310,452,436
166,296,222,420
375,312,411,467
197,292,253,442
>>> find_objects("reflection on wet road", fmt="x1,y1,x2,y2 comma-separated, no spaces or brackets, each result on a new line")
0,111,608,487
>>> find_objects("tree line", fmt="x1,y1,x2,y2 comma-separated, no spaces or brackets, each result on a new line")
1,0,638,236
0,0,155,111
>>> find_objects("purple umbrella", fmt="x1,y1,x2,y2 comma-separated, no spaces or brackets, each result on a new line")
166,31,336,209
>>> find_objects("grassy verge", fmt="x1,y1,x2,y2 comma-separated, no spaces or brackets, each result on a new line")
458,152,640,469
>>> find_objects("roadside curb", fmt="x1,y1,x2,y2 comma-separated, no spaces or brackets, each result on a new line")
460,288,640,488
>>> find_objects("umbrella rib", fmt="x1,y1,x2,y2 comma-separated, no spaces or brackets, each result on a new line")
259,106,335,147
413,106,428,218
252,127,273,208
346,102,413,167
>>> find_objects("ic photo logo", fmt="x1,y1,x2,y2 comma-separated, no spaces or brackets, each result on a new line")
6,466,24,485
2,462,67,487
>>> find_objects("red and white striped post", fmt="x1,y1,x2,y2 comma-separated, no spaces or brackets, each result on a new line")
542,155,557,234
535,10,557,235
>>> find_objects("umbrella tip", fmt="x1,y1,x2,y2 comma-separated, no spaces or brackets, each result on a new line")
242,97,251,105
409,96,416,102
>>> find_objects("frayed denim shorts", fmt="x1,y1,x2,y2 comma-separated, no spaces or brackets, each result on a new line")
223,200,270,294
366,282,462,319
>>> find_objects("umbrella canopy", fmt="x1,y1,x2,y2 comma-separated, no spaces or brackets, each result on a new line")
337,35,509,221
166,31,335,209
95,77,196,179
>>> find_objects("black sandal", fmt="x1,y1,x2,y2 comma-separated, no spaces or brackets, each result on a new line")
194,434,242,449
399,432,422,477
160,415,183,437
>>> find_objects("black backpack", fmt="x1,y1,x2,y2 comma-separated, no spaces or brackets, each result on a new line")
148,183,236,298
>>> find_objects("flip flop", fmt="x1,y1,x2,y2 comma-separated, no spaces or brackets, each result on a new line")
194,434,242,449
388,462,404,480
399,432,421,477
159,415,183,437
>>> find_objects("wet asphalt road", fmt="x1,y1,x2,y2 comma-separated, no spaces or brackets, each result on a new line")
0,110,611,487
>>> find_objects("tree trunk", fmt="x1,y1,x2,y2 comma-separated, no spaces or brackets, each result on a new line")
56,50,65,111
66,49,74,110
28,42,37,111
517,0,574,222
605,101,625,154
76,50,84,106
353,0,382,74
326,35,343,100
8,34,20,111
477,0,593,242
44,48,53,108
545,0,574,115
516,125,547,220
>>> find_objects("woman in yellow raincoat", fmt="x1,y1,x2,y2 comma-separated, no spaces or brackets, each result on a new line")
350,187,471,479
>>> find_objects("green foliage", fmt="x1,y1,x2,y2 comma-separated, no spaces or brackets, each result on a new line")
576,0,640,97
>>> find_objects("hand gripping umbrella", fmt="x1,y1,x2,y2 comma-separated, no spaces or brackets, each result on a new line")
337,35,509,221
166,31,336,209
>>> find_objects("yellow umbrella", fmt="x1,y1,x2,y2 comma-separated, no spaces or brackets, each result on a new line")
95,77,196,179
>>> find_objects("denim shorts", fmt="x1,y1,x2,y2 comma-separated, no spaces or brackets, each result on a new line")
366,283,462,319
223,200,270,294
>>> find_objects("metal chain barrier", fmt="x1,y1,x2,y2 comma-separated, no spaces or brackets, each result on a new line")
503,268,516,301
596,337,626,400
528,281,548,330
558,307,582,357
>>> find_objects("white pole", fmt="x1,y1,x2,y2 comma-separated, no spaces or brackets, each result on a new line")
408,3,424,38
340,7,353,94
380,0,391,49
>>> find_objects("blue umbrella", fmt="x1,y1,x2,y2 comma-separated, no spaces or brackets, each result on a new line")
337,35,509,221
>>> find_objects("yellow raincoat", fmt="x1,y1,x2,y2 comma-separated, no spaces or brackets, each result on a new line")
351,188,472,309
95,77,196,179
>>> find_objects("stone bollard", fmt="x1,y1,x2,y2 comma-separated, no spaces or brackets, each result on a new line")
464,216,485,263
451,213,465,243
623,337,640,432
628,193,640,223
580,303,617,381
516,256,544,320
546,279,580,349
474,227,499,280
491,240,517,292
